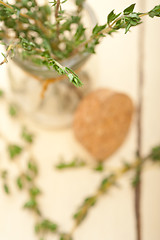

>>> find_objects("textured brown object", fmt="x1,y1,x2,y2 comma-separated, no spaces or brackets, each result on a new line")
73,89,134,161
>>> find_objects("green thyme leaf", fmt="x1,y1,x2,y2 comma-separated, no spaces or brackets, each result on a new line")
29,187,41,197
28,160,38,175
60,233,73,240
75,0,85,7
94,162,104,172
3,183,10,194
107,10,121,24
92,24,106,35
35,219,58,233
24,199,37,208
25,174,33,182
16,176,23,189
150,146,160,162
74,24,85,41
0,89,4,97
9,104,18,117
21,127,34,143
149,5,160,18
8,144,23,159
99,174,115,192
123,4,136,15
132,166,141,187
1,170,8,179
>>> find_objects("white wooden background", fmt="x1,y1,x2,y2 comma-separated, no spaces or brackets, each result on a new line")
0,0,160,240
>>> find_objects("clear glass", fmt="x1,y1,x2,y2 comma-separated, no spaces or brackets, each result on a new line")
8,3,97,129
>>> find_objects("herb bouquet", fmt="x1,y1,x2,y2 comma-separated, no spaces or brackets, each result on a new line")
0,0,160,127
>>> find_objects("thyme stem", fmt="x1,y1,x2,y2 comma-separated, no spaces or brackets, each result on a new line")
70,156,150,237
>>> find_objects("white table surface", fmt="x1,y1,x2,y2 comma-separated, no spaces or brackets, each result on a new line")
0,0,160,240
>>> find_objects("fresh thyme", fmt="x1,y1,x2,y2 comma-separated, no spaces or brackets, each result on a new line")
0,1,160,89
0,90,160,240
68,150,160,236
55,156,86,169
55,156,106,172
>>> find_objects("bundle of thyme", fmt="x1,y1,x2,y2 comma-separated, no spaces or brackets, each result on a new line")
0,1,160,88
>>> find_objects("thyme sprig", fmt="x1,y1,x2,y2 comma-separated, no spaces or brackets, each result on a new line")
73,4,160,55
68,149,160,235
55,156,86,169
0,1,160,89
55,157,106,172
54,143,160,238
0,95,59,239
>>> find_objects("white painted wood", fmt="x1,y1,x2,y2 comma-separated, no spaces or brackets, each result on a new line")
0,0,160,239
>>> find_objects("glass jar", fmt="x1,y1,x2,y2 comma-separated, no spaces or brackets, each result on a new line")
7,3,97,129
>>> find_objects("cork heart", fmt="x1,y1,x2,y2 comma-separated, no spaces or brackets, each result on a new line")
73,89,134,161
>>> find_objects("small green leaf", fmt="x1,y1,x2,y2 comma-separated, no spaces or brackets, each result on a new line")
124,4,136,15
28,160,38,175
21,127,34,143
132,168,141,187
8,145,23,159
73,210,87,223
0,89,4,97
1,170,7,179
101,177,109,187
74,24,85,41
3,183,10,194
150,146,160,162
20,37,36,51
92,24,106,35
148,5,160,18
35,219,58,233
24,199,37,208
99,174,115,192
85,45,96,54
9,104,18,117
60,234,73,240
94,162,104,172
84,196,97,206
29,187,41,197
25,174,32,182
16,176,23,190
65,67,83,87
49,1,57,7
75,0,85,7
107,10,121,24
125,23,131,34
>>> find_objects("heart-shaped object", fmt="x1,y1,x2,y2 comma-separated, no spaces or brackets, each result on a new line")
73,89,134,161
